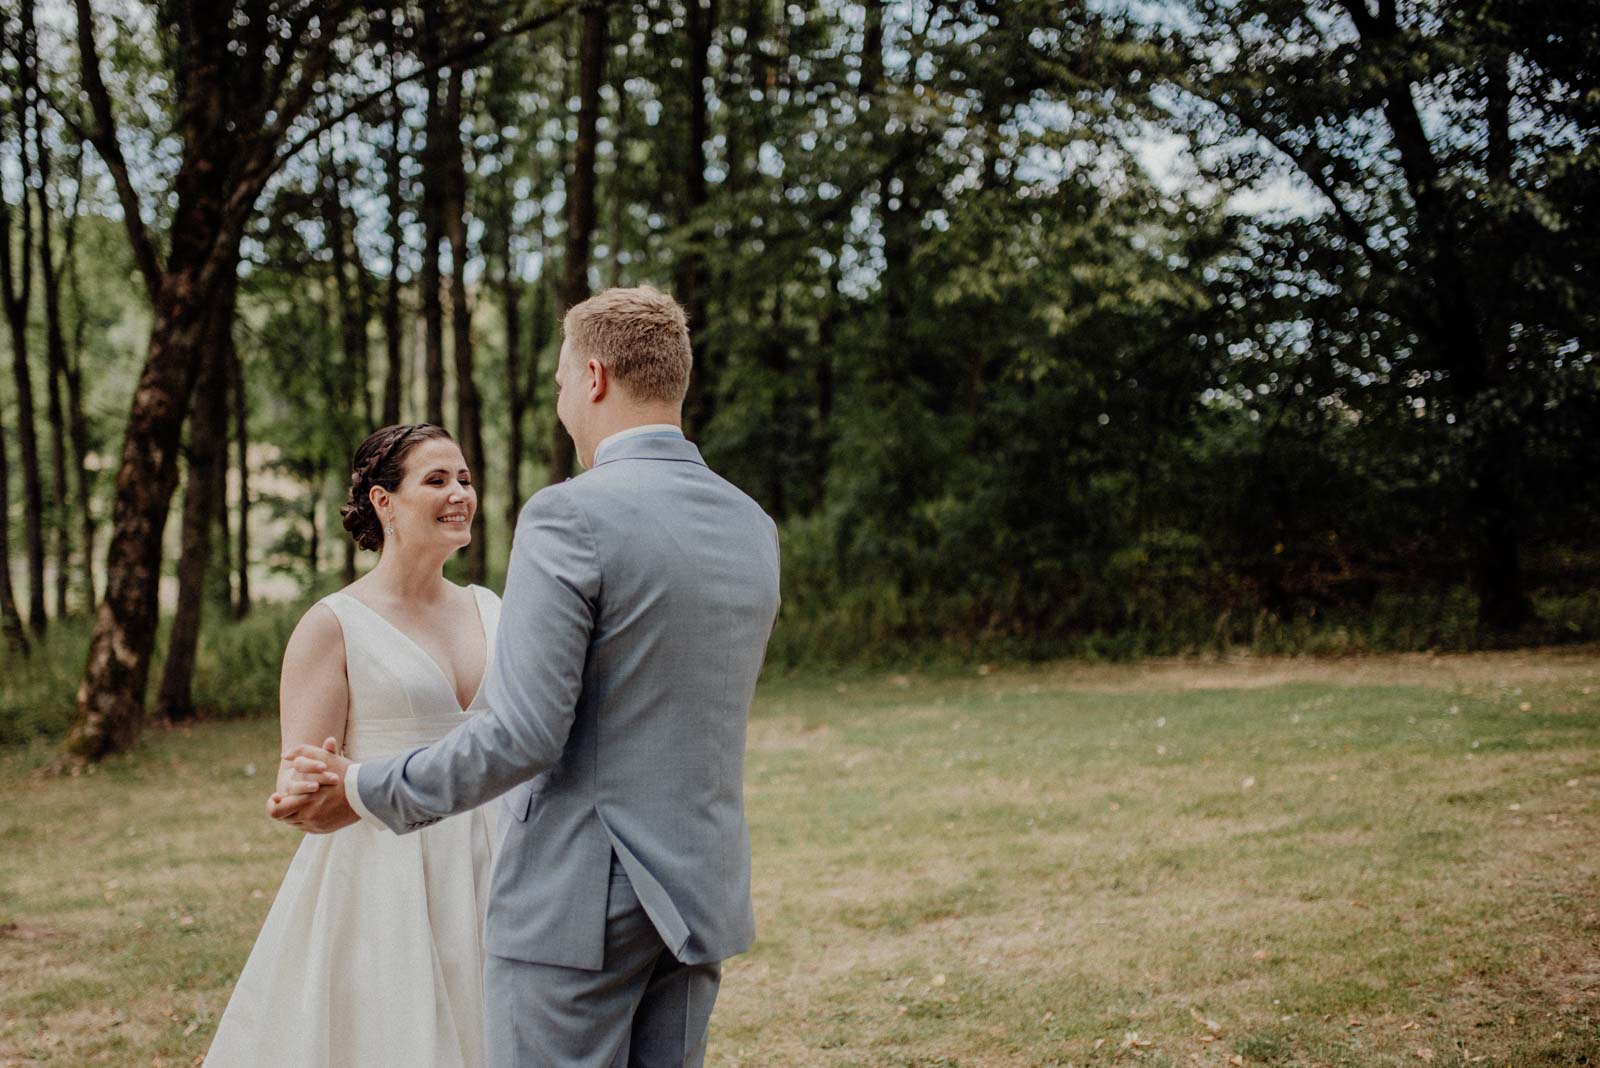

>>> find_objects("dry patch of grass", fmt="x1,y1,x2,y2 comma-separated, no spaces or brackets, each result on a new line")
2,652,1598,1066
957,644,1600,694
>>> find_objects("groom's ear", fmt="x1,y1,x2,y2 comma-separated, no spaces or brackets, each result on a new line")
587,358,609,403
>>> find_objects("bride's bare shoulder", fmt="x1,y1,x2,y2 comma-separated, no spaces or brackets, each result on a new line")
282,599,346,667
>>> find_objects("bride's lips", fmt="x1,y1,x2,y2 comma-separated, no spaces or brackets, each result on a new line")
437,514,469,524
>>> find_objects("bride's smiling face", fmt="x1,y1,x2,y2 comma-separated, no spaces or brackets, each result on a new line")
372,438,475,552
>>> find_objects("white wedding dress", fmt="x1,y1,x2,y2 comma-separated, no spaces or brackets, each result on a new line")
206,584,502,1067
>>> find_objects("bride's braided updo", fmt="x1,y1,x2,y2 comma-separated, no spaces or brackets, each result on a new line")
340,424,454,551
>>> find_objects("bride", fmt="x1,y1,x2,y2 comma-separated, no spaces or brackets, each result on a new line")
206,423,501,1067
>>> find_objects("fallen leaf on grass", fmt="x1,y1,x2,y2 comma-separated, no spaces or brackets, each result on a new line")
1189,1007,1221,1034
1400,1020,1419,1031
1228,1056,1245,1066
1252,949,1270,961
1120,1031,1152,1051
1414,1049,1434,1061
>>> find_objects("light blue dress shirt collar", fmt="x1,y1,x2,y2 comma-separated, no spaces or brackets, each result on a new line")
592,423,685,465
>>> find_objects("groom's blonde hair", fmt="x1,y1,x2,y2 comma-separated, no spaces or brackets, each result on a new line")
562,285,693,404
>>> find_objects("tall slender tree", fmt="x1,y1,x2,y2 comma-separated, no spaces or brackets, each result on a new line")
61,145,96,611
23,12,72,619
676,0,714,436
382,53,408,427
155,278,235,723
2,0,46,635
0,384,26,654
232,341,251,619
551,3,607,482
443,65,489,581
419,10,448,427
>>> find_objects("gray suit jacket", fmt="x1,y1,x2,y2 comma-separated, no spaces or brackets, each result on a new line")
355,431,781,970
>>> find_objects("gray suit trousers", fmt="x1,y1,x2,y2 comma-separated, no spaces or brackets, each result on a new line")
485,858,722,1068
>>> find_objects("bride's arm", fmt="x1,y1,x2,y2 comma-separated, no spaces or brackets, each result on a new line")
272,604,350,802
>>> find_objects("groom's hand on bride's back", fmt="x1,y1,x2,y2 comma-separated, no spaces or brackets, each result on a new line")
267,737,360,834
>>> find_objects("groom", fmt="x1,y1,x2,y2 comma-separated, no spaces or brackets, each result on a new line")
276,285,782,1067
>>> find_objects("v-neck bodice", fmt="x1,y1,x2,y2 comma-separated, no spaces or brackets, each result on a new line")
319,585,501,762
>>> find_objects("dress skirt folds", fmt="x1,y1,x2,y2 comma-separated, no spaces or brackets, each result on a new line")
205,586,502,1068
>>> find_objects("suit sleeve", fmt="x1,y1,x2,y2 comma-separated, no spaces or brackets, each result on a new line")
354,484,600,833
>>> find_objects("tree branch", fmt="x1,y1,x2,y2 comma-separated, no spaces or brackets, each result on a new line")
72,0,162,302
272,0,605,171
1187,87,1399,278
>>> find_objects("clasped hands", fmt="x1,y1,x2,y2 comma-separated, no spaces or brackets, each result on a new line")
268,737,361,834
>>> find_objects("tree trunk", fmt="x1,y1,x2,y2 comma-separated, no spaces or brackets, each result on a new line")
810,265,839,512
3,0,47,633
342,525,357,586
211,334,233,610
497,179,528,543
607,42,629,289
307,473,322,588
383,94,406,427
155,274,235,723
29,35,72,620
0,379,28,655
5,288,46,636
233,341,251,618
420,13,447,427
443,65,488,582
526,225,552,492
761,292,788,520
322,144,373,585
64,201,97,612
1,29,45,634
1347,6,1531,632
552,4,607,481
66,224,244,760
676,0,714,437
43,275,71,620
352,214,375,432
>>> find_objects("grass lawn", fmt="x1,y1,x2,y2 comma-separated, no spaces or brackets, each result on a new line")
2,649,1598,1066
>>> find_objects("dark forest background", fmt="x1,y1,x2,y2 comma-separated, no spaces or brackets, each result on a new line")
1,0,1597,761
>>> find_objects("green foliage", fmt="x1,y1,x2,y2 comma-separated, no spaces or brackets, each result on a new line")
0,600,307,744
0,618,91,746
7,0,1599,684
187,603,303,719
